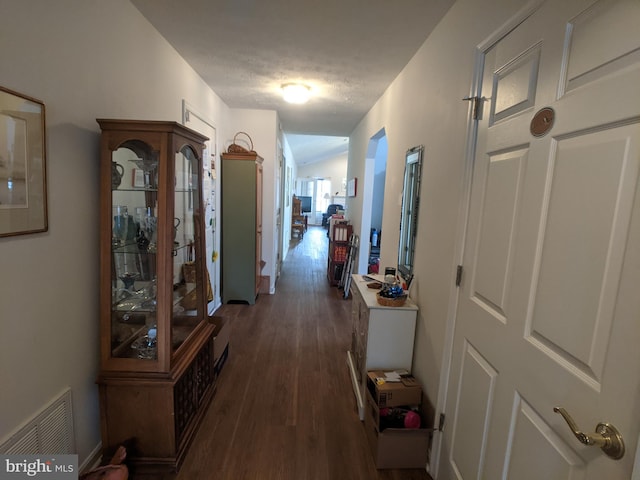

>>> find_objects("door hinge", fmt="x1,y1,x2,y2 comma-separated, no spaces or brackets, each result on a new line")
438,413,446,431
462,96,484,120
455,265,463,287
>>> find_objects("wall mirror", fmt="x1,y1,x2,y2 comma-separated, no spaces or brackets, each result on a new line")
397,145,423,285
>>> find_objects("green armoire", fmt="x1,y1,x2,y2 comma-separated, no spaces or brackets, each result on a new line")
221,151,263,304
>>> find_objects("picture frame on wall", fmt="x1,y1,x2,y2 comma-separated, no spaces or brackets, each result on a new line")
0,86,47,237
347,177,357,197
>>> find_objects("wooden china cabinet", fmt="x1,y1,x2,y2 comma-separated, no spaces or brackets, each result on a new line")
96,119,215,473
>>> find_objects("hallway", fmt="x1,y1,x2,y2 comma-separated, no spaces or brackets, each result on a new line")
162,226,431,479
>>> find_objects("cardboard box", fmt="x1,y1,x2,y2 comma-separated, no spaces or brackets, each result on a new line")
366,370,422,408
365,391,420,432
364,393,430,469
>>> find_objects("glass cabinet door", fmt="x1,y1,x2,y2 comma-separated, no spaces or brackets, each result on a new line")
110,140,159,360
171,145,203,353
100,119,209,371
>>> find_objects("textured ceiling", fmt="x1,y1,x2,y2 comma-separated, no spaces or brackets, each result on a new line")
285,133,349,166
131,0,454,161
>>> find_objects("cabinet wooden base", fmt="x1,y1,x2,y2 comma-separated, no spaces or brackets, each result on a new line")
98,327,216,473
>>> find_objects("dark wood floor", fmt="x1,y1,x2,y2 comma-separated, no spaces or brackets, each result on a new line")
139,226,432,480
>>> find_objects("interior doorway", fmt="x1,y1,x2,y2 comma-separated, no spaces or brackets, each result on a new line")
297,178,332,225
358,128,387,274
275,141,284,283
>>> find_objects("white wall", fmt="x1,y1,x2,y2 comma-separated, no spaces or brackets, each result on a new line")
347,0,529,413
0,0,230,466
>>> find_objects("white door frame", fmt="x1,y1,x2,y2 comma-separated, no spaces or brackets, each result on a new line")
357,128,387,274
276,138,283,282
429,1,547,476
182,99,221,313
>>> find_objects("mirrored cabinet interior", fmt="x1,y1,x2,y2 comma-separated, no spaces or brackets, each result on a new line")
97,119,217,472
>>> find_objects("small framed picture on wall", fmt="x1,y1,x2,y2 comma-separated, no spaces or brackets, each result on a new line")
347,178,357,197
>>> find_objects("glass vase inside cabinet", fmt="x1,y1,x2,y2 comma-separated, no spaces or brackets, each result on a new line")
98,119,212,374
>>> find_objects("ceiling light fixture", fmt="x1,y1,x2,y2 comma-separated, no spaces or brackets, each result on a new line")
281,83,311,104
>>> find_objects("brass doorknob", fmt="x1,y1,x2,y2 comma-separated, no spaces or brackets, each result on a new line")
553,407,625,460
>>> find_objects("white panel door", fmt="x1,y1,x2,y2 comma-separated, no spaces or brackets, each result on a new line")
183,107,220,311
440,0,640,478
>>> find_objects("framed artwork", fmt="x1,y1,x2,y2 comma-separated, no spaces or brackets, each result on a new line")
347,177,357,197
0,86,47,237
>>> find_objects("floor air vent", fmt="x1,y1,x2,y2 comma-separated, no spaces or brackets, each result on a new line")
0,388,75,455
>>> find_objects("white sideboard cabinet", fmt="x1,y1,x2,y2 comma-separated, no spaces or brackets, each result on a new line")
347,274,418,420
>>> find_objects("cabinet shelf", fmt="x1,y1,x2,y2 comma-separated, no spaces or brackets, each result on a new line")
110,324,147,357
116,187,160,193
111,242,157,253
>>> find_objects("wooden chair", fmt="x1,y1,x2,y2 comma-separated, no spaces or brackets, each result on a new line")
291,195,307,238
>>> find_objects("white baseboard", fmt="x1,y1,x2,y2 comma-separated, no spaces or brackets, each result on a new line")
80,442,103,473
